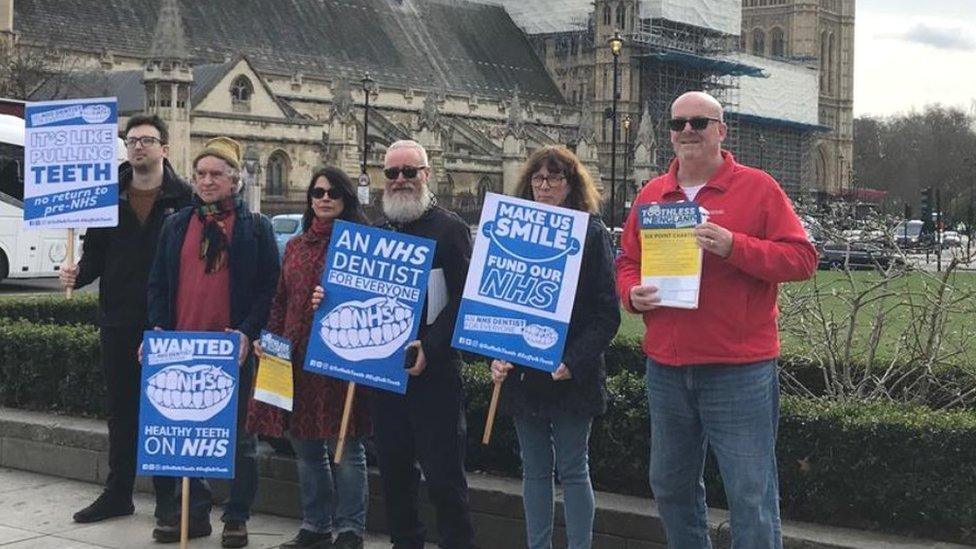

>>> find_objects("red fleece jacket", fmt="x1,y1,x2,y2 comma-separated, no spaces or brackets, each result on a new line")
615,151,817,366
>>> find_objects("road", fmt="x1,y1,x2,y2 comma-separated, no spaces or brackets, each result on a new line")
0,277,96,295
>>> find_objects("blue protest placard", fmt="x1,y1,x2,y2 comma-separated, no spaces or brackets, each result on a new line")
23,97,119,230
452,193,589,372
303,220,435,394
137,331,240,479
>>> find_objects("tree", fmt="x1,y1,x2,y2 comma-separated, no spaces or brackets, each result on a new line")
0,41,78,99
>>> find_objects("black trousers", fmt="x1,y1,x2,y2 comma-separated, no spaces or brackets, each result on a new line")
371,372,474,549
99,326,144,500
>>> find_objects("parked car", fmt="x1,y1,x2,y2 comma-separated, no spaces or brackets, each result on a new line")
893,220,933,250
271,214,303,260
817,241,902,271
942,230,962,248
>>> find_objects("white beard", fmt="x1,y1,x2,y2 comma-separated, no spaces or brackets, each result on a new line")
383,184,432,223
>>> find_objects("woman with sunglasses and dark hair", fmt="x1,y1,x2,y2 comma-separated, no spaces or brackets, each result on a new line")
490,146,620,549
248,166,371,549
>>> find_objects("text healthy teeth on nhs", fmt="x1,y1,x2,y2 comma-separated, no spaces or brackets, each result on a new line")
304,221,435,394
136,332,240,478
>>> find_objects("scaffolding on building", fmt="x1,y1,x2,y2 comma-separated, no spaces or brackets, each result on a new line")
627,19,825,198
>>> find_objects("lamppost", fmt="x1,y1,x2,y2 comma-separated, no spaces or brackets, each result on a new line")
622,114,631,214
360,72,375,175
360,73,377,205
608,31,623,229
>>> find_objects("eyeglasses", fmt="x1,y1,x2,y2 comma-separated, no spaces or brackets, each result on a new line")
124,136,164,148
530,173,567,187
383,165,426,180
668,117,721,131
311,187,343,200
194,170,232,181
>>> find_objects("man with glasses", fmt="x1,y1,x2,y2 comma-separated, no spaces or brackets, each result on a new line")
147,136,279,547
372,140,475,549
60,114,193,524
615,92,816,548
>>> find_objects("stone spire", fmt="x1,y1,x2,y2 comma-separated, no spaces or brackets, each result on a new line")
506,87,525,138
635,102,656,150
149,0,189,62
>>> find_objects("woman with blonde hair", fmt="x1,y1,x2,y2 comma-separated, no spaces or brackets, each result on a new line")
491,146,620,549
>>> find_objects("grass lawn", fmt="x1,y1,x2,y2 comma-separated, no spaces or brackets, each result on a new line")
616,269,976,366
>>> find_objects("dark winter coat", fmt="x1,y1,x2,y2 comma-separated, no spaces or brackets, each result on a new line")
498,214,621,418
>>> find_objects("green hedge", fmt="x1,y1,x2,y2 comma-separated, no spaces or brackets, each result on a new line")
1,319,974,543
0,319,102,414
462,366,976,544
0,293,99,325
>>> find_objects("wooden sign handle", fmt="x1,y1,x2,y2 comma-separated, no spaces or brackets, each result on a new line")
180,476,189,549
482,381,502,445
334,382,357,463
65,229,74,299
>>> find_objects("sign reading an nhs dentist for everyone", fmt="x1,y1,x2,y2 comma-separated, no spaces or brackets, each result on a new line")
453,193,588,372
304,220,435,394
23,97,119,230
137,331,240,479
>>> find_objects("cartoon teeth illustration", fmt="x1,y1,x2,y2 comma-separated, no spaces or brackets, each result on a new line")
320,297,413,361
522,324,558,350
146,364,235,421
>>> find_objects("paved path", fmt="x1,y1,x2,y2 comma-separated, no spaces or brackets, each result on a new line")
0,467,388,548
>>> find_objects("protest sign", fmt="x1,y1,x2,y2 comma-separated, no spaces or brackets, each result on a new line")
137,331,240,479
452,193,589,373
304,220,435,394
254,331,293,411
638,201,704,309
23,97,119,230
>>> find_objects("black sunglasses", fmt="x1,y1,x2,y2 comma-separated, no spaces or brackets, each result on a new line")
668,117,721,131
310,187,343,200
383,165,426,180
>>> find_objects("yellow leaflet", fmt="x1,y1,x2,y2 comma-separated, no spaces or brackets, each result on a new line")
255,354,294,399
640,228,701,277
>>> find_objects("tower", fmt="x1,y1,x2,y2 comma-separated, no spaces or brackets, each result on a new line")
143,0,193,176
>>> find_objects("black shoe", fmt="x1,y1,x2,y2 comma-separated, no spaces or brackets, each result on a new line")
333,531,363,549
72,492,134,523
222,520,249,548
280,528,333,548
152,516,212,543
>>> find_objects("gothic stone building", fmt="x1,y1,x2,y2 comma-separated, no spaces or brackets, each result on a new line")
6,0,601,218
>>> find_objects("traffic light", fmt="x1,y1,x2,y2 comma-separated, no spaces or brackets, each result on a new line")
920,187,934,231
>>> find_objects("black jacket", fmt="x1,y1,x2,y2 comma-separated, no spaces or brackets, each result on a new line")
146,198,280,342
75,159,192,327
499,214,621,418
382,205,473,379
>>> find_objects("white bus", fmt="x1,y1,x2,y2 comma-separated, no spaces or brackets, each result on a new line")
0,112,126,283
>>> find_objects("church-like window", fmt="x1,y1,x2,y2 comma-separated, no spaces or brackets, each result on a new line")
752,29,766,55
265,150,290,196
770,27,785,57
231,75,254,113
616,3,627,30
603,4,611,25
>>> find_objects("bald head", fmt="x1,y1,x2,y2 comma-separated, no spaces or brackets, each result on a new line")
671,91,724,121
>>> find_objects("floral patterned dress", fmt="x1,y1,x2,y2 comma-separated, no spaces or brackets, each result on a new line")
247,217,371,439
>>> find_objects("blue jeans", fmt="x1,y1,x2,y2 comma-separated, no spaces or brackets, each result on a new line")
645,359,782,549
514,413,594,549
291,436,368,535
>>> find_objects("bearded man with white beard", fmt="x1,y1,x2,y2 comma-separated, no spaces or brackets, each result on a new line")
371,140,475,549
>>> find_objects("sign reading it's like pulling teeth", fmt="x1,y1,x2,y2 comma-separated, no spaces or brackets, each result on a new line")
303,220,436,394
136,331,240,479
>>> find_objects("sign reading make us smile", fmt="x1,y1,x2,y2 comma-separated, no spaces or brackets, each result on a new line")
452,193,589,372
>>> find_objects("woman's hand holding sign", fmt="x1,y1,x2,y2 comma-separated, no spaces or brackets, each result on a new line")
630,285,662,312
551,363,572,381
311,285,325,311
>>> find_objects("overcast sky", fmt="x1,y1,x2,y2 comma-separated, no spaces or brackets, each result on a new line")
854,0,976,118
